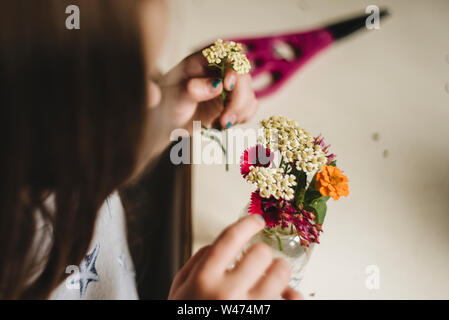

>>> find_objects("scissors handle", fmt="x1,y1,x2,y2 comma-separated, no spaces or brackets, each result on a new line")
227,9,390,98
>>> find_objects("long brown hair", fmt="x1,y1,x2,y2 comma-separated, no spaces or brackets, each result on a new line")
0,0,148,299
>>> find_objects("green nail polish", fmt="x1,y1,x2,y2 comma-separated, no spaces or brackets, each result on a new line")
230,84,235,90
254,214,266,224
212,79,221,88
226,121,232,128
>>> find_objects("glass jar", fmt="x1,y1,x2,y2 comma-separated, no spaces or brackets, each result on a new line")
241,203,314,290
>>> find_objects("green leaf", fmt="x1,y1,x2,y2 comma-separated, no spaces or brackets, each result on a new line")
208,63,222,69
304,173,320,204
310,174,317,187
328,160,337,167
304,189,322,204
293,170,307,207
291,167,307,189
306,196,329,224
297,170,307,189
295,188,306,208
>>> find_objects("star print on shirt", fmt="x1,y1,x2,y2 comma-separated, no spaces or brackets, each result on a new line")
76,243,100,298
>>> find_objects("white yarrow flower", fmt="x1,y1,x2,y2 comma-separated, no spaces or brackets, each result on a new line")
202,39,251,75
260,116,327,174
246,166,296,201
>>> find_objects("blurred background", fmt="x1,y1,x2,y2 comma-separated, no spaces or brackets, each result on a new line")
158,0,449,299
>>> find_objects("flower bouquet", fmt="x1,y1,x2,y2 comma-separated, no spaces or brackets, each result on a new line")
240,116,349,289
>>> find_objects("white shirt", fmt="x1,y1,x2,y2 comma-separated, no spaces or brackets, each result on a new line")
49,192,138,299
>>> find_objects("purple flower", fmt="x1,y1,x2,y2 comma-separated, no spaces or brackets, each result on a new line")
314,134,336,164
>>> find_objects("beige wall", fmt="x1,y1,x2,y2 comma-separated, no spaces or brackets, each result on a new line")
161,0,449,299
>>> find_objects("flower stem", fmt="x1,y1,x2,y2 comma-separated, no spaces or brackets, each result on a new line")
275,234,283,251
200,128,226,154
221,61,229,172
279,155,285,170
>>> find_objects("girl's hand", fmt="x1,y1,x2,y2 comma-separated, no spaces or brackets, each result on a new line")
151,51,259,134
168,215,303,300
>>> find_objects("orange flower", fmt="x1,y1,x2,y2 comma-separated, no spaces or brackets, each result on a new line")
315,165,349,200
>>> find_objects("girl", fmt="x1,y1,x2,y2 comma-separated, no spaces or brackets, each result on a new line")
0,0,302,300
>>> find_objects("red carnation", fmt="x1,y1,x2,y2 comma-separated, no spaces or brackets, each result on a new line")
248,192,280,227
240,144,274,178
248,192,322,246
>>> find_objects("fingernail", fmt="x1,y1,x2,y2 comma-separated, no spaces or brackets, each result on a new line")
254,214,266,225
212,79,221,88
230,83,235,90
225,114,236,128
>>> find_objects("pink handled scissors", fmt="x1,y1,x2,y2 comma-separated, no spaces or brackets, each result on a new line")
228,9,389,98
